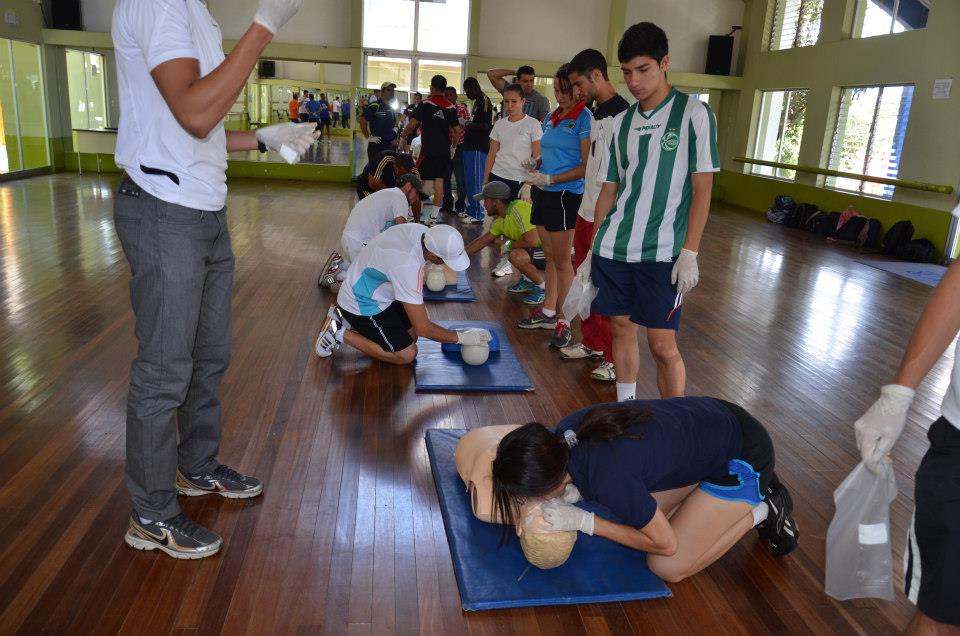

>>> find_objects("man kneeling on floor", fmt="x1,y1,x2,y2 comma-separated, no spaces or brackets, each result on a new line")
463,181,546,306
315,223,490,364
319,173,425,287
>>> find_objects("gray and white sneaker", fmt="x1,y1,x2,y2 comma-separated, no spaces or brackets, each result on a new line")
491,257,513,277
124,512,222,560
176,464,263,499
315,304,346,357
559,343,603,360
590,361,617,382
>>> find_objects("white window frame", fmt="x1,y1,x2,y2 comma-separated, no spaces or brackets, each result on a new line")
750,88,809,180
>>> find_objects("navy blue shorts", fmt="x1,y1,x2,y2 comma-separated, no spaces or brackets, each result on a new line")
487,173,522,200
590,255,682,330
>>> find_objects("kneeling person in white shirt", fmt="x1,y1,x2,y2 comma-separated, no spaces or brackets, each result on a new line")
319,173,425,287
315,224,490,365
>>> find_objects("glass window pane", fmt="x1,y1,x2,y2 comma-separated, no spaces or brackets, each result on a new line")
0,41,18,173
858,0,895,37
417,0,469,55
84,53,107,129
896,0,928,30
769,0,822,50
363,0,415,50
752,89,807,180
416,59,462,94
828,87,878,192
11,40,48,170
367,56,412,92
66,50,88,129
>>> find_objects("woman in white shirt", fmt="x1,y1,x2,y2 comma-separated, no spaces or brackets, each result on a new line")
483,83,543,200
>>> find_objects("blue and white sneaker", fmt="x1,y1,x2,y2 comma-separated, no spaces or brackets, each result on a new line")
507,278,538,294
522,286,545,305
124,512,222,560
176,464,263,499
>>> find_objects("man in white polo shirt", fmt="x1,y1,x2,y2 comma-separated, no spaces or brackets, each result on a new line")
112,0,316,560
318,173,425,287
315,224,490,365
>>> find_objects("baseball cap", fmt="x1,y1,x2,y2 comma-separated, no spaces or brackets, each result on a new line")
472,180,512,202
424,225,470,271
396,173,424,192
381,81,397,90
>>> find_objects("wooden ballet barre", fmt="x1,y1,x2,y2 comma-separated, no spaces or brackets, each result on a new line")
732,157,954,195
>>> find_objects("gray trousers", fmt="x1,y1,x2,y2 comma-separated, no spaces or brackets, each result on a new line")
114,176,233,520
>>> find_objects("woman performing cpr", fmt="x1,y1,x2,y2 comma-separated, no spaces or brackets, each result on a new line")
490,397,799,582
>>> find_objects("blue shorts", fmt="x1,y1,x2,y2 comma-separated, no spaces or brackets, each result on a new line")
590,255,682,330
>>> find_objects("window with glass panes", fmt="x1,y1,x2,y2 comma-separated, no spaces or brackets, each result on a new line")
853,0,929,38
751,89,808,179
767,0,824,50
826,85,914,198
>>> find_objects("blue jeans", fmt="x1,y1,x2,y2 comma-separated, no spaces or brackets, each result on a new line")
463,150,487,220
114,176,232,520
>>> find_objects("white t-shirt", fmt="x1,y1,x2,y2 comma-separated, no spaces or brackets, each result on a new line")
332,99,340,113
489,115,543,182
337,224,428,316
941,338,960,430
342,188,409,245
112,0,228,212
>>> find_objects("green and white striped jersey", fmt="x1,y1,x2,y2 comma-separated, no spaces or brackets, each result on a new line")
593,89,719,263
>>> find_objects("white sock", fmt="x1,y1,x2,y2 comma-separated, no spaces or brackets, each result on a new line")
752,502,769,526
615,382,636,402
541,308,556,317
537,281,545,289
138,514,154,525
335,269,347,282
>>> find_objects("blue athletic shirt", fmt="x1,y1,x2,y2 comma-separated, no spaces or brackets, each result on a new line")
363,102,398,143
555,397,742,529
538,101,591,194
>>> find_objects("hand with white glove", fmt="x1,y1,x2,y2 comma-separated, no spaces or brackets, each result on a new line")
367,135,382,145
855,384,915,472
560,483,582,504
456,328,493,347
253,0,303,34
518,183,533,203
526,172,552,188
256,122,318,162
520,156,540,171
500,239,513,256
670,248,699,295
542,500,594,535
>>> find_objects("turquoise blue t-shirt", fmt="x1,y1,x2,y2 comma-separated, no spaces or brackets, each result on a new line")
539,103,592,194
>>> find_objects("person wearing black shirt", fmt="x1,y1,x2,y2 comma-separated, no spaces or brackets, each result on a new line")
360,82,400,166
558,49,632,383
462,77,494,221
399,75,461,225
356,150,420,200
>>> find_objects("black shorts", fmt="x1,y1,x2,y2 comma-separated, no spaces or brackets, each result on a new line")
711,400,775,496
338,300,415,353
591,255,682,330
530,187,580,232
417,153,451,180
526,247,547,270
488,173,522,200
906,416,960,625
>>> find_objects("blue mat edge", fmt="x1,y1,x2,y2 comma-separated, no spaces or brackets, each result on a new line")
856,259,946,288
415,321,533,392
424,428,672,611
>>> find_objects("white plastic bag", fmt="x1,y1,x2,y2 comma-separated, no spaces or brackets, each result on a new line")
825,461,897,601
562,258,598,321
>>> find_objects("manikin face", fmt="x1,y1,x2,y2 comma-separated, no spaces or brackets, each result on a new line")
517,73,536,95
568,69,600,106
621,54,670,104
503,91,524,118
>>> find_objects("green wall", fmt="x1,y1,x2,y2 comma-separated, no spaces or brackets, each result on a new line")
722,0,960,260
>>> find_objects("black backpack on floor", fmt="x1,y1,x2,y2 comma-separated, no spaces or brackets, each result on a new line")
834,216,868,243
813,211,841,237
896,238,935,263
767,194,796,225
856,219,882,248
882,220,914,255
788,203,819,229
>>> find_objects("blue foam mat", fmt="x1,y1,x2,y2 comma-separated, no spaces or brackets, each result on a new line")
423,270,476,302
415,320,532,392
857,259,947,288
425,428,671,610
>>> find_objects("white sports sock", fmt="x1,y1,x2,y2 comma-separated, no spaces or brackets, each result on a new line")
335,269,347,282
752,502,769,526
615,382,636,402
537,281,545,288
541,308,556,318
138,514,155,525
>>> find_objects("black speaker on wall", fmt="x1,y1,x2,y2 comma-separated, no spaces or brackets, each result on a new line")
705,35,734,76
259,60,276,79
49,0,84,30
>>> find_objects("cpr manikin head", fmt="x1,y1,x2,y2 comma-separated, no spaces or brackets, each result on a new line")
425,265,446,292
455,426,577,570
460,343,489,366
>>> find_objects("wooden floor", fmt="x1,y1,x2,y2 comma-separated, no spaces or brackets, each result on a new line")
0,173,949,635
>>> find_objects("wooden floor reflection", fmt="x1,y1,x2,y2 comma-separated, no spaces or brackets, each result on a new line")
0,173,946,635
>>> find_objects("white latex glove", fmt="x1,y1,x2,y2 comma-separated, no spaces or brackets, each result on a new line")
367,135,382,144
542,500,594,535
561,483,582,504
253,0,303,34
518,183,533,203
520,156,540,171
855,384,915,472
670,248,699,295
456,328,492,347
526,171,552,188
256,122,318,160
500,239,513,256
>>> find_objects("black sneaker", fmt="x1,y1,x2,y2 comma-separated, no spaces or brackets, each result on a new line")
124,512,222,560
756,475,799,556
176,464,263,499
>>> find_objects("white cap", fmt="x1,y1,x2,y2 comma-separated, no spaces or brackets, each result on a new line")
424,225,470,271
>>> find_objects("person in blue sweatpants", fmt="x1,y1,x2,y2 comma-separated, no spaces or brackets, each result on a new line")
462,77,493,221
